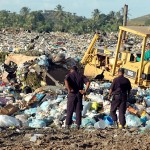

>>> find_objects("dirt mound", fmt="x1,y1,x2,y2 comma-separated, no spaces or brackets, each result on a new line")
0,128,149,150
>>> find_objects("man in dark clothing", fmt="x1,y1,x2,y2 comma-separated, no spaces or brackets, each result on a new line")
109,68,131,129
64,66,90,129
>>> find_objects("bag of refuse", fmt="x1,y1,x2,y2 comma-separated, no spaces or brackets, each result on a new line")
0,115,20,127
29,119,46,128
140,116,147,124
145,88,150,96
36,93,46,101
103,116,113,125
100,83,111,88
56,97,64,103
144,97,150,107
81,117,96,127
24,108,37,115
140,124,150,132
15,114,28,126
94,120,107,129
87,93,103,102
50,109,58,117
91,102,99,111
90,82,100,90
126,114,142,127
38,55,49,67
82,101,91,117
138,88,147,96
146,107,150,114
146,120,150,125
56,95,65,102
40,101,51,112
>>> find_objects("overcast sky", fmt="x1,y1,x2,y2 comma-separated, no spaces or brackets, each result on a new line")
0,0,149,19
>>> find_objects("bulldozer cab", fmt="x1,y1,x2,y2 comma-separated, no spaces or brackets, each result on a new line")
81,26,150,87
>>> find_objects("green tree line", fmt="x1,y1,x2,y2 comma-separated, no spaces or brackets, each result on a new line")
0,5,124,34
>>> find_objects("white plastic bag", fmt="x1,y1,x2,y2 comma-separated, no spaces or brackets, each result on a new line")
94,120,107,129
82,101,91,117
24,94,33,102
0,115,20,127
87,93,103,102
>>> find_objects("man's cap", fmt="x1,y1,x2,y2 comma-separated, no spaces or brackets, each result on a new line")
70,65,78,71
118,68,124,73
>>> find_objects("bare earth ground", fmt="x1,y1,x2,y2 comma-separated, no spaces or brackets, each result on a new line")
0,128,150,150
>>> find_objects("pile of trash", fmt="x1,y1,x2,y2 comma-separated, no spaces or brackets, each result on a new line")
1,30,149,61
0,31,94,62
0,77,150,133
0,30,150,133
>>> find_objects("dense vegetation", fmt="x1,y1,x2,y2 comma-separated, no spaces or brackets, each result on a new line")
0,5,124,34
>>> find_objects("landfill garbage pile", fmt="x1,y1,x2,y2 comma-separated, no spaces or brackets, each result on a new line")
0,31,96,85
0,30,150,131
0,77,150,133
0,30,149,60
0,31,150,149
0,30,94,62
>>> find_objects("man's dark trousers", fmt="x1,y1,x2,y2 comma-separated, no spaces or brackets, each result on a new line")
66,93,83,126
110,94,127,126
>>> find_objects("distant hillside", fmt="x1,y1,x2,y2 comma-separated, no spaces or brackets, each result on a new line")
128,14,150,26
0,6,124,34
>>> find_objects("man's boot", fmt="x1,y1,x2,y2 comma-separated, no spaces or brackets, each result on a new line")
76,125,80,130
118,124,127,129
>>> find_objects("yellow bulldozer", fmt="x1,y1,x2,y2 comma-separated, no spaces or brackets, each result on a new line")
81,26,150,88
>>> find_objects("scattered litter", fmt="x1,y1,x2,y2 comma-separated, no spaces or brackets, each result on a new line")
0,30,149,135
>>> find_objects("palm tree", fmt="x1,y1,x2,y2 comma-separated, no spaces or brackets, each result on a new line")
20,7,30,16
55,4,64,12
92,9,101,21
115,11,123,24
109,11,115,19
54,4,65,20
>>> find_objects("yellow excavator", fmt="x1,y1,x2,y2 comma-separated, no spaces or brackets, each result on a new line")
81,26,150,87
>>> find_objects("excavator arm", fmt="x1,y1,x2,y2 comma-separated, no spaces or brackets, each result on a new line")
81,34,100,64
